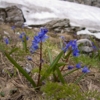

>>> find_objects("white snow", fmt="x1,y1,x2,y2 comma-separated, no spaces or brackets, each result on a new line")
0,0,100,38
77,29,100,39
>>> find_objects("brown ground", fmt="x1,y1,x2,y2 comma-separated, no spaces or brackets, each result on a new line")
0,24,100,100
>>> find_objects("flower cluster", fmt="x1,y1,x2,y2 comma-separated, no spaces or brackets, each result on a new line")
30,28,48,53
19,32,29,42
68,63,90,73
64,40,79,57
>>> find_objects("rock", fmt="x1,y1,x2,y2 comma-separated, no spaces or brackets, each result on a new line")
77,39,92,46
45,19,70,32
0,8,7,23
84,0,92,5
63,0,100,8
77,39,93,53
45,19,85,33
80,46,93,53
5,6,25,26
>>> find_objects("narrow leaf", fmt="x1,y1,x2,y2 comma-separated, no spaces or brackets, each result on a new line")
64,50,72,59
9,47,19,55
53,62,66,71
47,48,53,64
40,51,64,82
4,52,36,87
63,69,78,77
56,67,65,84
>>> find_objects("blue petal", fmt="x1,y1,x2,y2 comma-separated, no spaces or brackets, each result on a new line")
68,65,74,70
4,38,9,44
76,63,81,69
82,66,90,73
41,35,49,42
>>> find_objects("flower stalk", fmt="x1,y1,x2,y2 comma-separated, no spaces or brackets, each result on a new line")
37,41,43,86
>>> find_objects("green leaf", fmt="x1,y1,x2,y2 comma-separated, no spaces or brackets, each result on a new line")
64,50,72,59
0,92,5,97
0,43,5,52
40,51,64,82
9,47,19,55
47,48,57,81
56,67,65,84
56,62,66,68
4,52,36,88
47,48,53,64
63,69,78,77
53,62,66,71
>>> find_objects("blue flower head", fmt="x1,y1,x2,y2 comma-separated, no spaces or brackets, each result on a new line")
82,66,90,73
71,40,77,50
4,38,9,45
72,48,79,57
63,40,79,57
68,65,74,70
30,27,48,53
38,28,48,42
31,43,39,51
63,40,72,52
76,63,81,69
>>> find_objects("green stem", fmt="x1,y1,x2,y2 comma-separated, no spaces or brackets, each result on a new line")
61,50,72,72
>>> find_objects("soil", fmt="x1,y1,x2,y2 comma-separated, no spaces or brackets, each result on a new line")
0,23,100,100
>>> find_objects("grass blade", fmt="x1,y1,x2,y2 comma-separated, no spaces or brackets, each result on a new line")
9,47,19,55
56,67,65,84
40,51,64,82
4,52,36,88
63,69,78,77
47,48,53,64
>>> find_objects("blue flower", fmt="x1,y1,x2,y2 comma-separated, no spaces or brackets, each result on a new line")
11,26,16,30
68,65,74,70
30,28,48,53
92,42,97,50
63,40,72,52
33,36,41,43
19,32,29,41
4,38,9,45
63,40,79,57
27,56,32,61
31,43,39,51
82,66,90,73
72,48,79,57
37,28,48,42
71,40,77,50
76,63,81,69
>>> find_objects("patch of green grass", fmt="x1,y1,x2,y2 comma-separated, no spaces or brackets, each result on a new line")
42,39,60,62
71,54,100,68
0,91,5,97
41,82,100,100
